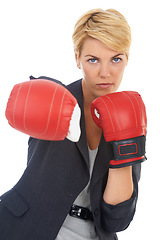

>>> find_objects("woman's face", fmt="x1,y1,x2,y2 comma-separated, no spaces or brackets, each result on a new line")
75,37,128,102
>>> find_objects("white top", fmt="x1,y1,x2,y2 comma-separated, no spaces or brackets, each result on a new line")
56,147,99,240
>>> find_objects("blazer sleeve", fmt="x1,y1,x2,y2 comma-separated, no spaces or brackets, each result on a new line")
100,163,141,233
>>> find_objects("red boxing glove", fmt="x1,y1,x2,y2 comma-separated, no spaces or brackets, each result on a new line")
91,91,147,168
5,79,81,142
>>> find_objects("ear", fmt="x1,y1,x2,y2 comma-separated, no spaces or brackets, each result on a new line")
74,51,81,69
125,58,128,66
125,55,129,66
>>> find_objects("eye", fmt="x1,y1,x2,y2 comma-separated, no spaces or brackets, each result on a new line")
88,58,98,63
112,57,122,63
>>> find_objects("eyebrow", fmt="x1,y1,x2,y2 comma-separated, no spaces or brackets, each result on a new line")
85,53,125,59
85,55,100,59
112,53,125,58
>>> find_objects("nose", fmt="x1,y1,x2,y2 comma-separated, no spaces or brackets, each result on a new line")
99,63,110,78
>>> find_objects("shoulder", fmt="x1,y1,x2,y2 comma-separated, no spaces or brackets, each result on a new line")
29,75,66,87
29,75,82,92
66,79,82,96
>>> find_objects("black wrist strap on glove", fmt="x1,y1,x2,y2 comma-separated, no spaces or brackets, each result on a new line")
110,135,146,168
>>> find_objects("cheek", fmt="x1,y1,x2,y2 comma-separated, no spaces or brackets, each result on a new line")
112,65,126,81
81,64,99,80
81,64,92,78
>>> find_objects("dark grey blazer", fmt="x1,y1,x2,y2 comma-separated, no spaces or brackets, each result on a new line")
0,77,140,240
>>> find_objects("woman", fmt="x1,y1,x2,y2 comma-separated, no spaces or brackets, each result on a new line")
0,8,146,240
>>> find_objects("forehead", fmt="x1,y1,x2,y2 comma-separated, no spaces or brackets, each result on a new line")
80,37,123,58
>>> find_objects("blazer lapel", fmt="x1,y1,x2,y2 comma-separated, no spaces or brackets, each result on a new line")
67,79,89,166
91,134,110,186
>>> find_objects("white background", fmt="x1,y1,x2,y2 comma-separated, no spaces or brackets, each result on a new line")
0,0,159,239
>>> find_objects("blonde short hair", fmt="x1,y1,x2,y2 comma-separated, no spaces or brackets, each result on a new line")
72,8,131,59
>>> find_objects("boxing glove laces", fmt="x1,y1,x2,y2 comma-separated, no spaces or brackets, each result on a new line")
91,91,147,168
5,79,81,142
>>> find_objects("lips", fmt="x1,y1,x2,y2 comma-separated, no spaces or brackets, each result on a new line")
96,83,113,89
